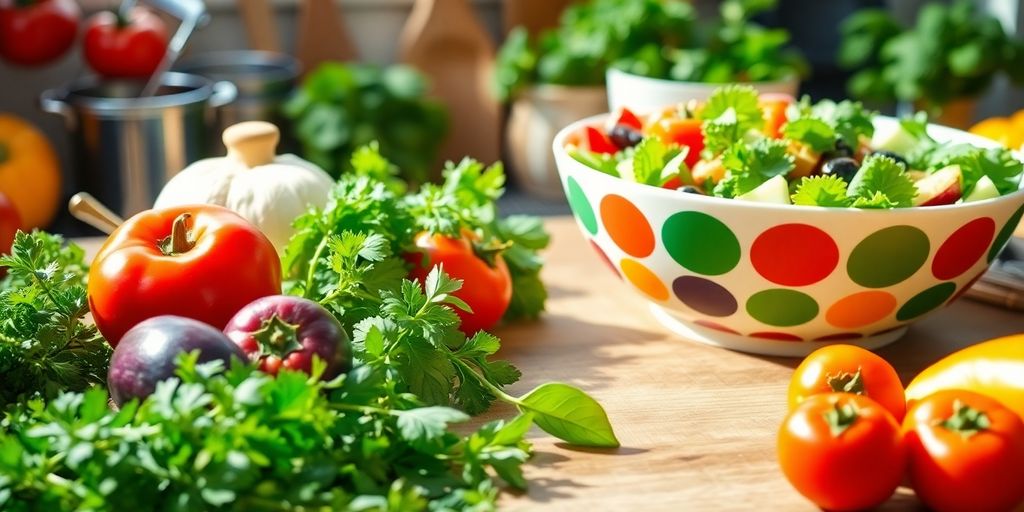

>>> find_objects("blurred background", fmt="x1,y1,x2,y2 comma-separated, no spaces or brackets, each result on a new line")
2,0,1023,234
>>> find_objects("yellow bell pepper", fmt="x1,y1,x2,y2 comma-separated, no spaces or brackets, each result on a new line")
969,110,1024,150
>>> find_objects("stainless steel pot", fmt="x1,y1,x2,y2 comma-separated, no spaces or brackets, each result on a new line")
176,51,300,153
40,72,237,217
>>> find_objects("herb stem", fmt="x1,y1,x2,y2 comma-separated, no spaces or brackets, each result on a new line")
303,235,332,299
329,402,393,416
450,357,519,404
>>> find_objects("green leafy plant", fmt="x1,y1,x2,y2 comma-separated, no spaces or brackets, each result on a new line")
0,232,110,409
285,63,448,182
495,0,806,101
839,0,1024,110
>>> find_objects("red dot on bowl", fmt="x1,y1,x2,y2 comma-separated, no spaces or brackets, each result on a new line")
750,331,803,341
750,224,839,286
589,239,620,279
600,195,655,258
932,217,996,280
814,332,864,342
694,319,740,334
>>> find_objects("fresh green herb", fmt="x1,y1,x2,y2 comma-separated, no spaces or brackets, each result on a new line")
284,62,448,182
700,85,764,156
0,355,534,510
783,118,835,153
0,232,110,409
927,144,1023,196
713,138,794,198
847,154,917,208
630,138,671,186
784,98,875,151
569,147,620,176
791,175,852,207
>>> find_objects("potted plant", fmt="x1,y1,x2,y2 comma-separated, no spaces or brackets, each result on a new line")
839,0,1024,129
284,62,448,183
496,0,693,199
605,0,807,113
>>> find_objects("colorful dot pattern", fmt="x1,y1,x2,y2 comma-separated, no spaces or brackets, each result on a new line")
568,173,1024,341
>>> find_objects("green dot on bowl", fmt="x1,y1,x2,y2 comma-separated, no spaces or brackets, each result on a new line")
896,282,957,321
988,203,1024,263
848,226,930,288
662,212,740,276
746,289,819,327
567,177,597,235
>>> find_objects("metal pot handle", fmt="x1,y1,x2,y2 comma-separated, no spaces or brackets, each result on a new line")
209,81,237,108
38,88,76,130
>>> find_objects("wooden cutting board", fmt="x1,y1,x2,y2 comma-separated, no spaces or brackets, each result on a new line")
399,0,501,169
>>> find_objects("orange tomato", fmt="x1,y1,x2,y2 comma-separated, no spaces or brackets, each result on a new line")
760,97,791,138
646,117,703,167
0,114,61,229
788,344,906,422
903,390,1024,512
778,393,905,511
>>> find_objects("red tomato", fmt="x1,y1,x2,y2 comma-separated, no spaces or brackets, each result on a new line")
646,117,703,167
408,232,512,335
88,205,282,346
606,107,643,131
777,393,905,511
585,126,618,155
903,390,1024,512
0,191,20,277
0,0,79,67
761,97,791,138
83,8,169,78
788,344,906,422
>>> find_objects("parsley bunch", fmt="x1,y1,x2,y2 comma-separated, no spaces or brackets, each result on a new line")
0,232,111,408
0,355,534,510
792,154,917,208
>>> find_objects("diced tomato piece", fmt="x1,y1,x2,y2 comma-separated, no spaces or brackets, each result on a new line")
761,97,791,139
661,176,682,190
608,107,644,131
586,126,619,154
647,118,703,167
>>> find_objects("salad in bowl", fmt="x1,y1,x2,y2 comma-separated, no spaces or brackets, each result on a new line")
554,85,1024,356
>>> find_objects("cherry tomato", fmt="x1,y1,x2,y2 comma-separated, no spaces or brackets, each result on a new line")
83,8,169,78
778,393,905,511
0,191,20,277
88,205,281,346
904,390,1024,512
408,232,512,335
645,117,703,167
585,126,618,155
606,107,643,132
0,0,79,67
788,344,906,422
761,97,791,138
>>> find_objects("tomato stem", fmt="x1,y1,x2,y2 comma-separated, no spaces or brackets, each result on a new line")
158,214,195,256
826,369,865,395
0,143,9,165
940,400,991,438
823,400,859,437
472,238,512,268
251,314,303,360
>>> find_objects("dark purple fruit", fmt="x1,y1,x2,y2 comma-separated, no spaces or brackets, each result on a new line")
677,185,704,194
609,124,643,149
821,138,855,161
820,157,860,183
108,315,246,406
871,150,908,167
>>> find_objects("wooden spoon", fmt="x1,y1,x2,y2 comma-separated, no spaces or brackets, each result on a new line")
503,0,575,35
69,193,125,234
399,0,501,169
295,0,358,74
237,0,281,52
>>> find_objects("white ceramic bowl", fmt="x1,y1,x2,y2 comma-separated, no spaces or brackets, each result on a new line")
554,115,1024,356
606,68,800,113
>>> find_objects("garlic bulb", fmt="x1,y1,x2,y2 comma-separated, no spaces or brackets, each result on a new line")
154,121,334,253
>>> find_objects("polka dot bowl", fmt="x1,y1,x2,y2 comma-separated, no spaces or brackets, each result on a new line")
554,115,1024,356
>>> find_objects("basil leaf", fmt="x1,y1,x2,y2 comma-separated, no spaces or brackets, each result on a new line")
518,383,619,448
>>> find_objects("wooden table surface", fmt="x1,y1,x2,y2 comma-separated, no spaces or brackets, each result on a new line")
478,216,1024,512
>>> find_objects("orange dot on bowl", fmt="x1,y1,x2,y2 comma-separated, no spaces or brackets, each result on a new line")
600,195,655,258
620,258,669,301
826,291,897,329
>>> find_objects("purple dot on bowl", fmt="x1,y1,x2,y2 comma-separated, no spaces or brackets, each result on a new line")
672,276,738,317
750,331,803,341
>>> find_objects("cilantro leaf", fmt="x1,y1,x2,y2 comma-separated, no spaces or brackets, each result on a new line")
847,154,917,208
926,144,1023,196
814,99,875,149
699,84,763,156
631,137,670,186
791,175,853,207
783,118,836,153
713,138,794,198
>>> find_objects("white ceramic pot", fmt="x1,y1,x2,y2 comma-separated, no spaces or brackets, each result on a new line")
606,68,800,113
506,85,607,200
